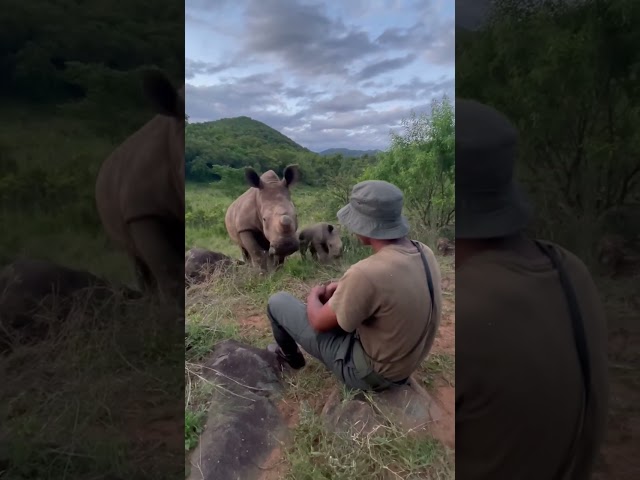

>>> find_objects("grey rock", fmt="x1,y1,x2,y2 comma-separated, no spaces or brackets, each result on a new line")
321,377,452,446
185,248,241,284
186,340,288,480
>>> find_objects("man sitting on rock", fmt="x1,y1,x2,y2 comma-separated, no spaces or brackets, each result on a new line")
265,180,442,391
454,99,608,479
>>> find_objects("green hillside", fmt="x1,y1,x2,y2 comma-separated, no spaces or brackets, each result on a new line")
185,116,380,186
186,116,314,180
319,148,380,157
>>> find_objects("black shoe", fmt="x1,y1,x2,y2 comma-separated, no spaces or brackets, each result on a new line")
267,343,306,370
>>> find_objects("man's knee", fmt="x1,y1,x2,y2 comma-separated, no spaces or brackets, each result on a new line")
267,291,296,318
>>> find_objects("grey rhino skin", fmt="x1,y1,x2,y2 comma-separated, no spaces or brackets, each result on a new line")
185,248,242,283
298,222,343,263
95,70,185,306
0,258,140,352
225,165,300,271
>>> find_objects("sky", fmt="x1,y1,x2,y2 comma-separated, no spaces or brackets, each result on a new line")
185,0,455,152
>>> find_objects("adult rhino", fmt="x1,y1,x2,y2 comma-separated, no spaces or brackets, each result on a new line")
95,70,185,305
225,165,300,271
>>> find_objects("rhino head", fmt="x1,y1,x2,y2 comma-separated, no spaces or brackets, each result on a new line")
325,224,343,259
142,70,186,212
246,165,301,258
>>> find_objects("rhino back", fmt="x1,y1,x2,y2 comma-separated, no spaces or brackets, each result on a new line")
306,223,329,242
96,115,183,244
225,188,261,242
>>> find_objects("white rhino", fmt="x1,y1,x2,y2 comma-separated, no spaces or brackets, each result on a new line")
225,166,300,271
95,70,184,305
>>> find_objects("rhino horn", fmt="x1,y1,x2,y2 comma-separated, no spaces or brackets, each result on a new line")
280,215,295,232
280,215,292,226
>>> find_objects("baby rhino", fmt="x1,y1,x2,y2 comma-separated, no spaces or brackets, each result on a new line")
298,222,343,263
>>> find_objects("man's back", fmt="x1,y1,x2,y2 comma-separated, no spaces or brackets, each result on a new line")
456,240,608,479
330,241,443,381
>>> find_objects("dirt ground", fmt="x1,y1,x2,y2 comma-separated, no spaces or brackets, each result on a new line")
593,285,640,480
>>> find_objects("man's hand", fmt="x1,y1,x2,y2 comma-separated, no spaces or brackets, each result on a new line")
319,281,339,304
306,283,339,332
308,284,326,304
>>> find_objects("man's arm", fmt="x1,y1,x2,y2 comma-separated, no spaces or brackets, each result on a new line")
307,285,340,332
310,268,377,334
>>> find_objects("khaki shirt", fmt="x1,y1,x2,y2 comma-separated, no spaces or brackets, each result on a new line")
329,241,442,381
456,242,609,479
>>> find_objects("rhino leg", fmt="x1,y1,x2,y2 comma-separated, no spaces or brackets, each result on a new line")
133,255,157,293
271,255,286,271
241,247,250,264
299,239,309,258
238,231,269,271
316,243,330,263
127,217,183,307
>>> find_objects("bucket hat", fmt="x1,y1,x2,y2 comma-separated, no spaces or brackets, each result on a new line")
337,180,410,239
456,98,532,239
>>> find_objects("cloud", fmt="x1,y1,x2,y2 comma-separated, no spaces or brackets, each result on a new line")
186,73,452,151
241,0,380,77
356,54,417,80
185,0,233,10
186,58,235,79
376,18,455,66
185,0,454,151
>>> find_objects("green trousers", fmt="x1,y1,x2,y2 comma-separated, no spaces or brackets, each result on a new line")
267,292,405,391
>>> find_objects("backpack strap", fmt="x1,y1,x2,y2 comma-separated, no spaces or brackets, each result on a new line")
534,240,590,479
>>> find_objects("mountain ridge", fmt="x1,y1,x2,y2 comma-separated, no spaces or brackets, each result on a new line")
319,147,381,157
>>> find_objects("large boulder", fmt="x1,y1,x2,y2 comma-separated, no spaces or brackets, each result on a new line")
321,376,454,448
186,340,289,480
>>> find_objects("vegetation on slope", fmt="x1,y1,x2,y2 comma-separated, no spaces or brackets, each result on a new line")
0,0,182,272
456,0,640,262
457,2,640,479
319,148,381,157
185,115,382,186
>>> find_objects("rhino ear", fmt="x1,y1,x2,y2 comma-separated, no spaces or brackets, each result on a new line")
245,167,262,189
327,224,334,233
142,69,182,119
282,164,300,187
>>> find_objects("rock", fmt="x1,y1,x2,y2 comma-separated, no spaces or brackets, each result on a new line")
185,248,241,284
186,340,289,480
321,376,453,448
200,339,283,396
0,257,139,352
322,391,380,436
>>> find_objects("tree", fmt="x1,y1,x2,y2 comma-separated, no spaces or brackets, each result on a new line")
456,0,640,249
361,96,455,230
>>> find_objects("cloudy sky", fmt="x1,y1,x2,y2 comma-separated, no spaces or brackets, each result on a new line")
185,0,454,152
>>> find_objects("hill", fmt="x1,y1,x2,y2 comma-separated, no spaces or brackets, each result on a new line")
185,116,379,186
185,116,319,181
319,148,381,157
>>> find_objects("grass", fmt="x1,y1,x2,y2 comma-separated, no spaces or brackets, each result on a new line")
286,402,453,480
0,105,135,283
0,108,183,478
420,353,455,389
1,291,184,479
184,182,456,479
